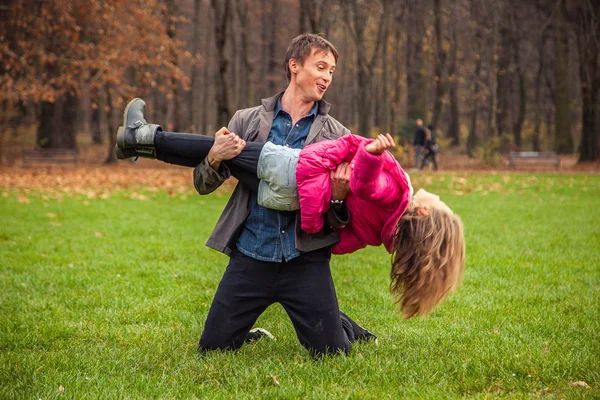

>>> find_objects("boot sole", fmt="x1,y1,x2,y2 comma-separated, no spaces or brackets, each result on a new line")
116,98,142,149
115,145,138,160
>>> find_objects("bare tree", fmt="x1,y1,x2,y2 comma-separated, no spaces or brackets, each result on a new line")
211,0,232,128
343,0,391,136
431,0,448,130
575,0,600,162
405,0,428,121
554,0,573,153
447,1,460,146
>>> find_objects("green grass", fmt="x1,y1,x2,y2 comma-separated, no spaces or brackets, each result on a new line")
1,173,598,399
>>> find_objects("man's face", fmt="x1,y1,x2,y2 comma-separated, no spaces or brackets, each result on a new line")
291,48,336,102
416,119,423,127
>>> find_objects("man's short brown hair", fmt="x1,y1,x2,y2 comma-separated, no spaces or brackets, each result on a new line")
284,33,339,81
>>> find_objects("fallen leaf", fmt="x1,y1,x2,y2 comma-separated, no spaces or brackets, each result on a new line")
343,279,352,284
58,384,65,393
94,232,102,237
47,213,56,218
537,388,548,396
270,374,280,386
570,381,590,388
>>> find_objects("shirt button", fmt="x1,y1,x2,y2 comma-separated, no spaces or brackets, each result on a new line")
295,124,299,127
281,229,286,234
285,144,290,147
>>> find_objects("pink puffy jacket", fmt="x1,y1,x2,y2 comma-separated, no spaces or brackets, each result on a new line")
296,134,412,255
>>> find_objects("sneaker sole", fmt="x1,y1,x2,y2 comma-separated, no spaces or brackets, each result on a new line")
116,98,142,149
249,328,276,341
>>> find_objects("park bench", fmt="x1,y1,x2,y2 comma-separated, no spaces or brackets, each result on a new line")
22,148,79,167
508,151,560,170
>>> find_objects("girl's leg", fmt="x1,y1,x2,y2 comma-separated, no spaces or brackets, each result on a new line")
153,131,264,191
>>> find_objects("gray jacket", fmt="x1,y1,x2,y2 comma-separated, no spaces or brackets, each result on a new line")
193,92,351,256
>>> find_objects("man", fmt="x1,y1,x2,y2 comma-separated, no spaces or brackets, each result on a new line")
194,34,374,355
413,118,426,169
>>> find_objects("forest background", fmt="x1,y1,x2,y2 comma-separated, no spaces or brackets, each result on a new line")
0,0,598,166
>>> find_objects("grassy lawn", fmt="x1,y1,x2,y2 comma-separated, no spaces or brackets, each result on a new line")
1,172,598,399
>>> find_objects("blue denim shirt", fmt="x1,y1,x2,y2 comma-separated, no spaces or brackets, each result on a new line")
236,98,319,262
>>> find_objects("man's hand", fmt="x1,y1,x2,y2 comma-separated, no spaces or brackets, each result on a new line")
330,162,352,201
365,133,395,155
207,127,246,170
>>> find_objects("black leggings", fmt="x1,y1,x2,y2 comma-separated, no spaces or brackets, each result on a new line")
154,131,264,192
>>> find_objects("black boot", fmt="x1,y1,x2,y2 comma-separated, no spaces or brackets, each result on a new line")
116,98,162,154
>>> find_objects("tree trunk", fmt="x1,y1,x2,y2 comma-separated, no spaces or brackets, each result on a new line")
91,86,103,144
299,0,308,33
200,9,213,135
431,0,447,130
267,1,279,95
62,91,78,149
495,5,511,137
576,2,600,162
189,0,202,133
447,3,459,145
166,0,180,131
406,0,427,121
345,0,389,137
391,3,405,141
211,0,232,128
104,84,117,164
381,18,390,135
533,30,546,152
236,0,253,107
467,0,481,157
487,14,498,137
37,100,63,148
554,1,573,154
512,11,526,149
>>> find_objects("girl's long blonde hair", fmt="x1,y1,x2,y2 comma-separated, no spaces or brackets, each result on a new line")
391,205,465,319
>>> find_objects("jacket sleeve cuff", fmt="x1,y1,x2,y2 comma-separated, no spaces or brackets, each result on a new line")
326,202,350,228
193,158,231,195
352,145,384,182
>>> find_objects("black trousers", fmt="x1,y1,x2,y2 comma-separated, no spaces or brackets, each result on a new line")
154,131,264,192
420,150,438,171
199,249,367,356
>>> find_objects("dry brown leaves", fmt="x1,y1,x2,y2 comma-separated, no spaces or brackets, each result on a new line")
0,163,236,199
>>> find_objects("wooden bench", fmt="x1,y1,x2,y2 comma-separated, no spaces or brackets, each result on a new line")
22,148,79,167
508,151,560,170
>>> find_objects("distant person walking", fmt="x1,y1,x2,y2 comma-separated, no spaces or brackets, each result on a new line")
413,119,426,169
420,124,438,171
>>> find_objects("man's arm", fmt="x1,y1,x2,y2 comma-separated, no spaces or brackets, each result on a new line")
193,113,246,195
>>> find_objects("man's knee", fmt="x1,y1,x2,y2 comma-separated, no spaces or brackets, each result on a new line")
198,335,244,353
198,330,244,353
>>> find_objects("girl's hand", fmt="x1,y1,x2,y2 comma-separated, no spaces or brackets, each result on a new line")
365,133,395,154
330,162,352,200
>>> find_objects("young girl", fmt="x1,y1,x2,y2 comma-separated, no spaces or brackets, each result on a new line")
118,98,465,319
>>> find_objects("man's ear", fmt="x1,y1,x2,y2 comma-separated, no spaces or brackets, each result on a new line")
289,59,298,74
